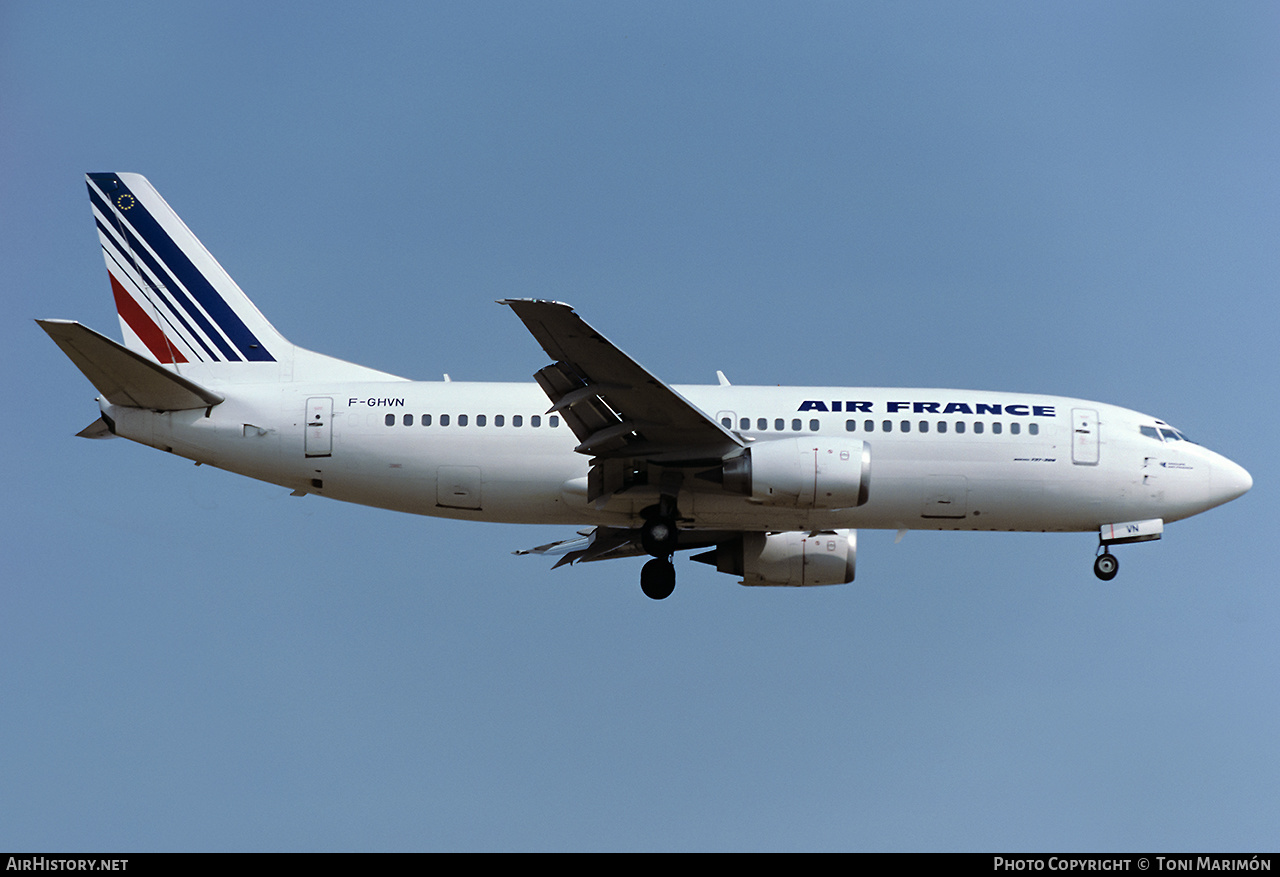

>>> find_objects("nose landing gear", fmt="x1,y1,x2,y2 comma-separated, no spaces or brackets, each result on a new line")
1093,518,1163,581
1093,551,1119,581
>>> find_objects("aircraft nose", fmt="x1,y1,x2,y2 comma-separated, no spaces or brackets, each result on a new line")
1212,456,1252,505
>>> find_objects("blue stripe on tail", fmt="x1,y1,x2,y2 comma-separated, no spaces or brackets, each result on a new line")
87,174,275,362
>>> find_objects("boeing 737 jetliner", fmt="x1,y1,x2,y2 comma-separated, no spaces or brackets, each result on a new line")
40,173,1252,599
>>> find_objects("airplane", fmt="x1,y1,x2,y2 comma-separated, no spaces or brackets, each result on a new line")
39,172,1252,600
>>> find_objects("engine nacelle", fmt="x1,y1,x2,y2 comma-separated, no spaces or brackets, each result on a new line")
722,437,870,508
696,529,857,587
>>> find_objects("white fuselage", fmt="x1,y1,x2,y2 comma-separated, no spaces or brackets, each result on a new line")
100,381,1250,535
54,173,1252,595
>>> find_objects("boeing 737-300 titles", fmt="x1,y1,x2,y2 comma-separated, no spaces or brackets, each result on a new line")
39,173,1252,599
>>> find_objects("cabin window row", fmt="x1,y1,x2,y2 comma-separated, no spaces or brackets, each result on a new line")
844,419,1039,436
384,413,561,428
722,417,824,432
716,415,1040,437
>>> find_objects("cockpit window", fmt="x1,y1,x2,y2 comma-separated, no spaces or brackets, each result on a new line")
1149,424,1196,444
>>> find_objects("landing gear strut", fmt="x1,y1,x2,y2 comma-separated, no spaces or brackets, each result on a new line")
638,481,682,600
1093,551,1119,581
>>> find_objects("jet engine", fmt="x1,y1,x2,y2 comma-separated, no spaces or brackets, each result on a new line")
693,529,857,587
719,437,870,508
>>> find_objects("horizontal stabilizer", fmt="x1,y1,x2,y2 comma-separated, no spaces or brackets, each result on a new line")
37,319,224,410
76,417,115,439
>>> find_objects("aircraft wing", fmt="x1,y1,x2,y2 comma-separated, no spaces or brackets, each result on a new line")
501,300,744,471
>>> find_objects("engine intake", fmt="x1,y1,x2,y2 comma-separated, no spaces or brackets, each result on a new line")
721,437,870,508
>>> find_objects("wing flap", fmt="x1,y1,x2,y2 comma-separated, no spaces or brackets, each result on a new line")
515,526,740,568
513,526,644,567
38,319,224,410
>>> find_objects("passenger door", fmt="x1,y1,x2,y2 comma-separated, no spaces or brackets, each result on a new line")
1071,408,1099,465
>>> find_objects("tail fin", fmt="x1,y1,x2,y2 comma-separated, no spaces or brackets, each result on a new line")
82,173,404,384
87,172,289,366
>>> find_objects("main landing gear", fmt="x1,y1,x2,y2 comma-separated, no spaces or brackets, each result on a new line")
640,516,678,558
641,556,676,600
638,512,678,600
1093,550,1119,581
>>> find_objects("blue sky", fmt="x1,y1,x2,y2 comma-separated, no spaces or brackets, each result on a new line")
2,1,1277,851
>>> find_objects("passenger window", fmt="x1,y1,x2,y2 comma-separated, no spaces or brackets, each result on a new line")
919,421,929,433
422,414,431,426
441,414,450,427
495,415,504,427
901,420,911,433
791,419,801,431
385,413,395,427
458,414,468,427
722,417,732,428
531,415,541,427
809,419,819,431
477,414,486,427
1010,422,1020,435
882,420,892,432
992,422,1002,435
846,419,857,432
1029,423,1038,436
864,420,874,432
955,421,966,434
403,414,414,426
513,415,523,427
740,418,750,430
757,418,767,431
937,421,947,434
550,416,560,428
774,418,785,431
974,422,984,434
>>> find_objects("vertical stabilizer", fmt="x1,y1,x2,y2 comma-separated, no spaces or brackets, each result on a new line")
84,173,404,384
87,173,289,366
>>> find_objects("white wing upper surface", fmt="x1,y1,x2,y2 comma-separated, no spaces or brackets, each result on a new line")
501,299,743,465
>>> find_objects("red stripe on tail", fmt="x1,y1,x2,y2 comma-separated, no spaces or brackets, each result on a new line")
109,273,188,363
